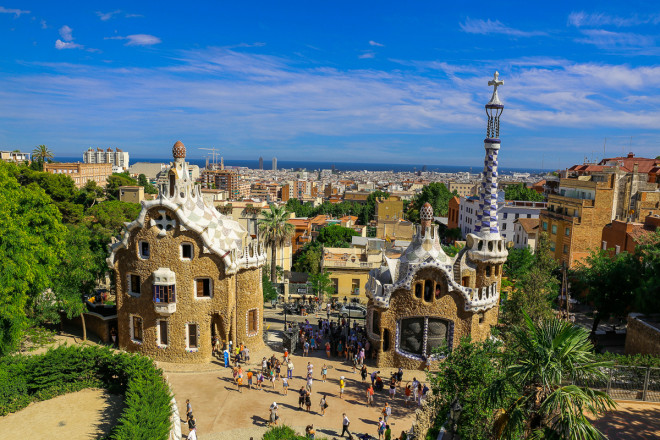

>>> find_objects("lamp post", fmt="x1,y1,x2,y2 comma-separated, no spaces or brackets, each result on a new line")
448,398,462,439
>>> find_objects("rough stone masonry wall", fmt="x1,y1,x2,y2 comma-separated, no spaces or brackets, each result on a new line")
410,391,443,440
113,207,263,363
62,312,116,343
235,266,265,353
625,314,660,356
375,267,496,370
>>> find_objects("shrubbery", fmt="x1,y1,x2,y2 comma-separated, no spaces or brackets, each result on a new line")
0,345,172,440
262,425,329,440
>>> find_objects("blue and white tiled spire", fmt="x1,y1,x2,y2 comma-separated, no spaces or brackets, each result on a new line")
474,72,504,239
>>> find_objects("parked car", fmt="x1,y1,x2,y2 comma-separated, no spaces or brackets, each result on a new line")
338,304,367,319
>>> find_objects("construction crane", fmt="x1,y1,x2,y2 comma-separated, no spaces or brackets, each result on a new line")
199,147,220,169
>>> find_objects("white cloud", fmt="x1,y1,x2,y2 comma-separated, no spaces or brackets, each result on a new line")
575,29,656,50
568,11,660,28
59,25,73,42
40,19,47,29
369,40,384,47
460,18,547,37
0,6,29,17
55,39,83,50
358,52,375,59
96,10,121,21
107,34,161,46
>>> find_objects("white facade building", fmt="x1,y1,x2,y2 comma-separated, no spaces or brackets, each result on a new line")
83,147,130,171
458,192,546,245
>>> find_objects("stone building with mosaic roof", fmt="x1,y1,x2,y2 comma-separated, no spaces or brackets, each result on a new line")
365,74,508,369
108,141,267,363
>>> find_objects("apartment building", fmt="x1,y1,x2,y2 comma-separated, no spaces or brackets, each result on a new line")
118,186,144,204
601,214,659,256
458,193,546,245
0,150,30,162
447,196,460,229
321,247,382,303
539,173,615,268
201,169,249,200
83,147,129,171
513,218,539,252
447,181,477,197
43,162,112,188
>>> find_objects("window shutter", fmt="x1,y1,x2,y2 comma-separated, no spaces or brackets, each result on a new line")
197,279,205,297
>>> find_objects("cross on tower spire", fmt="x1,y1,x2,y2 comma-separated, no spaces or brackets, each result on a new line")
487,71,504,106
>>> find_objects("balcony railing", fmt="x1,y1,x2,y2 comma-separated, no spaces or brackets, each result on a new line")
541,209,579,224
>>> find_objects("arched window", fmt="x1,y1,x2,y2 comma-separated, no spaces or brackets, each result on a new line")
169,172,175,197
414,283,422,299
382,329,390,352
485,265,491,277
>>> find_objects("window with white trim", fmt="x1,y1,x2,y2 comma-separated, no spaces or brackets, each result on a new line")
157,319,169,346
130,315,143,343
139,241,150,259
128,274,141,296
247,309,259,336
195,278,212,298
181,243,193,260
187,323,198,349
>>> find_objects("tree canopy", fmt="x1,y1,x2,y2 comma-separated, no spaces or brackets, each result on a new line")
408,182,456,222
316,224,360,247
503,183,544,202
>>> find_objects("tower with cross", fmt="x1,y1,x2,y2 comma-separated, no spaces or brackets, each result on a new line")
464,72,508,300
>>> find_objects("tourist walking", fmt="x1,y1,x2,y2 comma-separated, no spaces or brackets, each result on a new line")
306,424,316,440
377,417,386,440
305,391,312,412
340,413,352,439
382,402,391,424
404,384,412,406
388,375,396,399
360,365,367,382
287,359,294,379
371,370,380,386
269,402,279,427
306,373,314,393
321,364,328,382
339,376,345,399
366,383,374,407
282,376,289,395
298,387,306,409
320,395,327,416
247,370,253,389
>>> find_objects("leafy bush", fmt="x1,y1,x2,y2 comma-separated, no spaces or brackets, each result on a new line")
0,345,172,440
595,352,660,368
262,425,329,440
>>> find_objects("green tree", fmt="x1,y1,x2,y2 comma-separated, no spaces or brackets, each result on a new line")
316,224,359,247
262,272,279,302
47,225,106,340
487,315,615,440
259,205,294,283
0,163,67,355
504,247,535,281
292,242,322,275
31,144,54,167
572,249,637,333
428,337,502,440
106,172,138,200
503,233,558,327
630,230,660,312
138,174,158,195
308,270,335,302
409,183,456,222
504,183,544,202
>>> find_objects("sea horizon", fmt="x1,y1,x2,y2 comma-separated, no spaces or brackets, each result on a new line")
55,156,553,175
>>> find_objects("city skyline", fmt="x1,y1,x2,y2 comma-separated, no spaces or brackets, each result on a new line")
2,2,660,168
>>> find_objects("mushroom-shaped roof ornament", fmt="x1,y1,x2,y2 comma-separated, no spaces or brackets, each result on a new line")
172,140,186,159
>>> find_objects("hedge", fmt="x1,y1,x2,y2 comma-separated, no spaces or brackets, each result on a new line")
262,425,330,440
594,352,660,368
0,345,172,440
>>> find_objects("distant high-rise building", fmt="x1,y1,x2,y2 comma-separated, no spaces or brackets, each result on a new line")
272,157,277,171
422,165,428,172
83,147,129,171
259,156,263,170
331,164,335,173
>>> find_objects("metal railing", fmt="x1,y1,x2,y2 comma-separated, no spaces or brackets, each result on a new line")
574,366,660,402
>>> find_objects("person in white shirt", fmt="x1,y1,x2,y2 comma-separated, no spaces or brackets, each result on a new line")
341,413,352,438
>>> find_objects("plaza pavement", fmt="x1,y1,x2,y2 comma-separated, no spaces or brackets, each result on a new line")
165,306,423,439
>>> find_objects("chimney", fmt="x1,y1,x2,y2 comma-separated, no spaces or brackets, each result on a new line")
633,163,639,175
627,152,634,158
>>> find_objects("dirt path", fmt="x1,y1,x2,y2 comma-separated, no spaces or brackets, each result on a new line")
591,401,660,440
0,388,123,440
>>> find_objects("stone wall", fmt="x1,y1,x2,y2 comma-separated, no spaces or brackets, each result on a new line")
410,392,443,440
625,314,660,356
62,312,116,343
113,207,263,363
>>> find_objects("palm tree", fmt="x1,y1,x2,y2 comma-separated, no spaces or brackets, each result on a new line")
258,205,294,283
32,144,54,164
488,315,616,440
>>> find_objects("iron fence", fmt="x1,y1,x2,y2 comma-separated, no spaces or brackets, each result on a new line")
575,366,660,402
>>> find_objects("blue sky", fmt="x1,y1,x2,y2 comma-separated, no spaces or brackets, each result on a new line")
2,1,660,168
